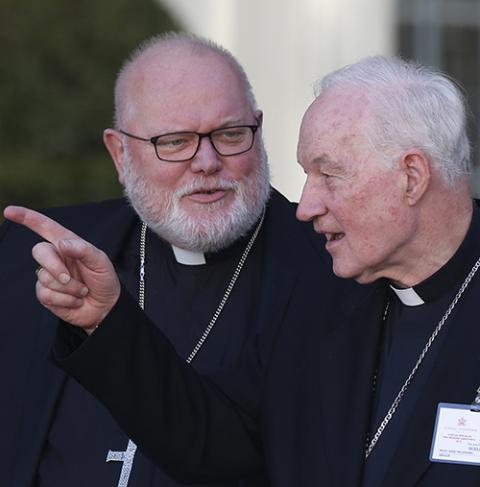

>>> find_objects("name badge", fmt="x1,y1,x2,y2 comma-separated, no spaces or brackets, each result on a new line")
430,403,480,466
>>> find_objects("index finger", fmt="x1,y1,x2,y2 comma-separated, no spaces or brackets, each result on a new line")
3,206,80,245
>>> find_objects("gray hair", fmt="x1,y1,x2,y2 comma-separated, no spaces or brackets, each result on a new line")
315,56,471,186
114,32,258,128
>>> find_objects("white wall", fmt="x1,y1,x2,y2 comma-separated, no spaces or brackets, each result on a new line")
159,0,396,201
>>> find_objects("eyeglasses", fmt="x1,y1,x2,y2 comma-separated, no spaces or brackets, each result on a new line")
119,125,259,162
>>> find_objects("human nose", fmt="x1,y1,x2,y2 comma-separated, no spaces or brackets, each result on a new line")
189,135,222,175
296,177,328,222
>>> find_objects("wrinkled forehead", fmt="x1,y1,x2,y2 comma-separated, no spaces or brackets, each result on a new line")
301,88,371,140
297,88,374,164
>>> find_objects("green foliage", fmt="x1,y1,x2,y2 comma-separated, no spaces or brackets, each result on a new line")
0,0,180,213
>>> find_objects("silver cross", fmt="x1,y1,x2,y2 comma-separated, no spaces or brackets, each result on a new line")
471,387,480,412
106,439,138,487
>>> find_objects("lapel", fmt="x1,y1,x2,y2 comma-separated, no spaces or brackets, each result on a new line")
258,189,304,307
223,244,299,416
382,279,480,487
216,191,304,412
10,200,137,487
260,189,310,297
253,218,299,370
315,283,387,487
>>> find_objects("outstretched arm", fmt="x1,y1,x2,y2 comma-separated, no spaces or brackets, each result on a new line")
3,205,264,481
54,286,263,482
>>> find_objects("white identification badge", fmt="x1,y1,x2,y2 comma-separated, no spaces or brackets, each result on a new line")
430,403,480,466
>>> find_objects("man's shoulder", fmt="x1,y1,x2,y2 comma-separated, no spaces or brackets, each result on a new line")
43,198,130,230
0,198,132,251
266,188,328,267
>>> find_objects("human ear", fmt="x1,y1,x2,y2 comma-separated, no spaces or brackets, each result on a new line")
401,149,431,205
103,129,127,186
254,110,263,127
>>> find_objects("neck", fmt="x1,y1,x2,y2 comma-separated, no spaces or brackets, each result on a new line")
390,186,473,288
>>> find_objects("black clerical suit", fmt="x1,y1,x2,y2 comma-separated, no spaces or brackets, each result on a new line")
47,203,480,486
0,189,339,487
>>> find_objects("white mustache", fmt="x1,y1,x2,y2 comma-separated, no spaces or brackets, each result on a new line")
176,178,239,198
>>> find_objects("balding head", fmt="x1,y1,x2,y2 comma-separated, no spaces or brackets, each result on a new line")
114,33,257,130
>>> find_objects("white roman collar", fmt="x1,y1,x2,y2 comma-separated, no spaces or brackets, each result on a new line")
171,245,206,265
389,285,425,306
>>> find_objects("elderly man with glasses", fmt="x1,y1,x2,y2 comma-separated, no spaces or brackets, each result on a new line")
0,32,344,487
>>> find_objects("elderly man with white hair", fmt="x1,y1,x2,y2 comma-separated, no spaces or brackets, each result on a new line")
6,55,479,486
295,56,477,486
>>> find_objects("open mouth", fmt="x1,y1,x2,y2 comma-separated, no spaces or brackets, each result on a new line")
326,232,345,242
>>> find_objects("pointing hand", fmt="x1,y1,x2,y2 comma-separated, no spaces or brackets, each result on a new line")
3,206,121,334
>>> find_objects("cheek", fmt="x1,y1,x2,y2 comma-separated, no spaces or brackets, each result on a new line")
341,195,398,245
350,174,403,225
226,149,263,180
354,205,407,260
232,163,255,181
146,164,189,190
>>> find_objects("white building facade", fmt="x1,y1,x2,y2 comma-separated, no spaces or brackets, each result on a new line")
158,0,396,201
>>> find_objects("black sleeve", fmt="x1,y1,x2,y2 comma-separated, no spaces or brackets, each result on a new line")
52,286,264,484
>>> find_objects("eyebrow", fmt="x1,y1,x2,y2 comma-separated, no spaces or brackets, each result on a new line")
154,120,252,137
217,120,250,129
311,155,345,173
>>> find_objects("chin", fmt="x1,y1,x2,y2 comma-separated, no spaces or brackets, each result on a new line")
332,260,351,279
352,274,377,285
182,199,232,216
332,262,372,284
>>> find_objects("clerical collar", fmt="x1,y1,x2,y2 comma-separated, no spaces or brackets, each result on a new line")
390,202,480,306
171,245,206,265
169,227,260,267
389,285,424,306
145,215,263,267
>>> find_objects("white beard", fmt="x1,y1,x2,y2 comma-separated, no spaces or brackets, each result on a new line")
122,148,271,253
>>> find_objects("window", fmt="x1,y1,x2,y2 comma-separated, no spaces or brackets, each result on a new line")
397,0,480,187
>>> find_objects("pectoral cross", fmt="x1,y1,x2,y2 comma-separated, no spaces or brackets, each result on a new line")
106,439,138,487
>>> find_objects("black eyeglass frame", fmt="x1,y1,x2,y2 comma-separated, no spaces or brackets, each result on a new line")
118,125,259,162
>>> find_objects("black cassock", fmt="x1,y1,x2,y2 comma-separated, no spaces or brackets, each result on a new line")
363,206,480,486
0,189,343,487
38,218,268,487
53,203,480,486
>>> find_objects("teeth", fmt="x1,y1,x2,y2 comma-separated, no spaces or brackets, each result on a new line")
327,233,343,241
